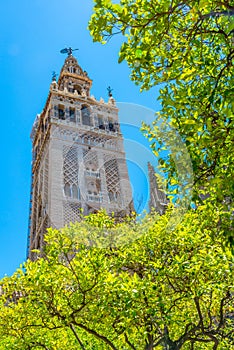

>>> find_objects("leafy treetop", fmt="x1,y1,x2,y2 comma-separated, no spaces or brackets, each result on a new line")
89,0,234,245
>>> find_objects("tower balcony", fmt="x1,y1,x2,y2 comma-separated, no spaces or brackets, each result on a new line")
86,193,103,203
85,170,100,178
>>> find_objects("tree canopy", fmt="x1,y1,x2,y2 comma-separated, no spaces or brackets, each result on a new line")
0,211,233,349
89,0,234,246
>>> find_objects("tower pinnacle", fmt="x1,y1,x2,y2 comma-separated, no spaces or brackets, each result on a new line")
107,86,113,97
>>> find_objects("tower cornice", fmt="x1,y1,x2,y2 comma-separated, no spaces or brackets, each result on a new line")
58,71,92,86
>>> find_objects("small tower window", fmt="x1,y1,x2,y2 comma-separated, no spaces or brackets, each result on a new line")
81,105,92,126
98,115,105,130
109,191,114,202
69,108,75,122
108,191,120,202
58,105,65,120
64,183,71,197
108,118,115,132
74,85,82,95
72,184,78,199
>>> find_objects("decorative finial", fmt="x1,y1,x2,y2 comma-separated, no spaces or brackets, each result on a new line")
107,86,113,97
60,47,79,56
52,71,57,81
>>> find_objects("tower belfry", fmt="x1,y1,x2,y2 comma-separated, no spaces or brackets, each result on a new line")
28,52,133,259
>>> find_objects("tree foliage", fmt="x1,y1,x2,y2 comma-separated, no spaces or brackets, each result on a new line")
89,0,234,245
0,211,233,349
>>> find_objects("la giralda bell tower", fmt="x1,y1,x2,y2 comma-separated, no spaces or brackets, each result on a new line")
28,49,133,259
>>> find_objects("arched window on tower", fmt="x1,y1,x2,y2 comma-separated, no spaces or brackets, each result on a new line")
108,191,120,203
98,115,105,130
108,191,114,202
69,108,75,122
81,105,92,126
71,184,78,199
108,118,115,132
58,104,65,120
64,183,71,197
74,85,82,95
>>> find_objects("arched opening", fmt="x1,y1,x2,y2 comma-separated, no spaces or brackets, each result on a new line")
69,107,75,122
74,85,82,95
81,105,92,126
108,191,114,202
108,118,115,132
64,183,71,197
108,191,120,203
58,104,65,120
72,184,78,199
98,115,105,130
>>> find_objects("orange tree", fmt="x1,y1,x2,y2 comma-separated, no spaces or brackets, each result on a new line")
0,210,233,349
89,0,234,246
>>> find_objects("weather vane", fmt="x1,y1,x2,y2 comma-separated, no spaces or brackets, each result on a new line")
107,86,113,97
60,47,79,56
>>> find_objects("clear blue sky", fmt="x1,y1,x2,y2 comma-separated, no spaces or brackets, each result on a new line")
0,0,161,277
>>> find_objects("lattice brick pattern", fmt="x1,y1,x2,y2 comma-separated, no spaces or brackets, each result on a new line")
104,157,120,193
83,149,98,170
63,201,81,226
63,146,79,185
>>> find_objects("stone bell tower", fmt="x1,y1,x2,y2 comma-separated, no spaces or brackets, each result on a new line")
28,50,133,259
148,162,168,215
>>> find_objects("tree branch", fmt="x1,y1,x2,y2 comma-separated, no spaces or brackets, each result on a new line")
124,333,137,350
70,324,86,350
74,322,118,350
194,296,204,331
